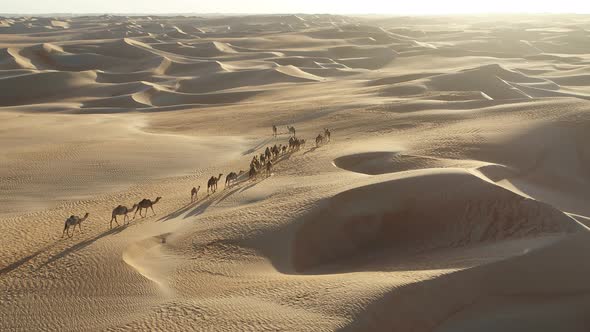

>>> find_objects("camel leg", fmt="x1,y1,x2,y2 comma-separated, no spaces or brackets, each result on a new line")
151,205,156,216
62,225,67,238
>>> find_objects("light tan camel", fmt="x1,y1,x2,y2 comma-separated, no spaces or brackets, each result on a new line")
110,204,138,229
208,174,223,194
62,213,90,238
191,186,201,203
134,197,162,219
324,128,331,142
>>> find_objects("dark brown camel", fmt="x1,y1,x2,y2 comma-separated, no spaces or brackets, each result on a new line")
226,172,238,187
111,204,138,229
208,174,223,194
249,165,257,180
316,134,324,147
134,197,162,219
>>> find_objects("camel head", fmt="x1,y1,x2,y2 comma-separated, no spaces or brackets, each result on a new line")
82,212,90,220
131,204,138,211
218,173,223,179
154,197,162,204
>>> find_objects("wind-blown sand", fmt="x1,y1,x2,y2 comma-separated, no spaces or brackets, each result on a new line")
2,14,590,331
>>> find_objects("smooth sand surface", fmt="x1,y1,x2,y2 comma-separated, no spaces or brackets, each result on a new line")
2,14,590,331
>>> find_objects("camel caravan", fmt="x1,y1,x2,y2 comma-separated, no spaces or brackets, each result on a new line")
62,125,331,237
63,195,164,237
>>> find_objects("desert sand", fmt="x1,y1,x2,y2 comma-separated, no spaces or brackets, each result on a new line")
1,13,590,331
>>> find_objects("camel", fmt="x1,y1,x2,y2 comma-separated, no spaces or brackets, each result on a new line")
316,134,324,147
265,146,272,160
290,137,302,151
226,172,238,187
324,128,331,142
272,124,277,137
207,174,223,194
260,153,266,165
251,157,261,171
272,144,280,158
265,160,273,177
62,212,90,238
282,145,287,154
110,204,137,229
287,126,296,137
191,186,201,203
289,136,297,151
249,165,257,180
134,197,162,219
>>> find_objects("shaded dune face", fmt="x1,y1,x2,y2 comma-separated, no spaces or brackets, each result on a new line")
293,171,578,272
332,152,449,175
333,152,400,175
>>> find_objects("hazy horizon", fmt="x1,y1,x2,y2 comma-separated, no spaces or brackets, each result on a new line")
2,0,590,15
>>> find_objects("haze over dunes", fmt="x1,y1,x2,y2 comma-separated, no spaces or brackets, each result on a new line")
2,14,590,331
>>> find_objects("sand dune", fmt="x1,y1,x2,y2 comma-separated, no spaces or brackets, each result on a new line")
294,169,580,272
177,65,321,93
0,70,97,106
2,13,590,332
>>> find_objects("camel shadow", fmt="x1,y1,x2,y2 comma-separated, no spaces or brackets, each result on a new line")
242,137,276,156
273,152,293,163
216,185,245,204
159,199,201,222
37,225,128,270
0,241,60,276
238,176,270,192
302,146,318,155
184,196,216,219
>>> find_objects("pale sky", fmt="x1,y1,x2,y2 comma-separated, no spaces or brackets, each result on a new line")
2,0,590,15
